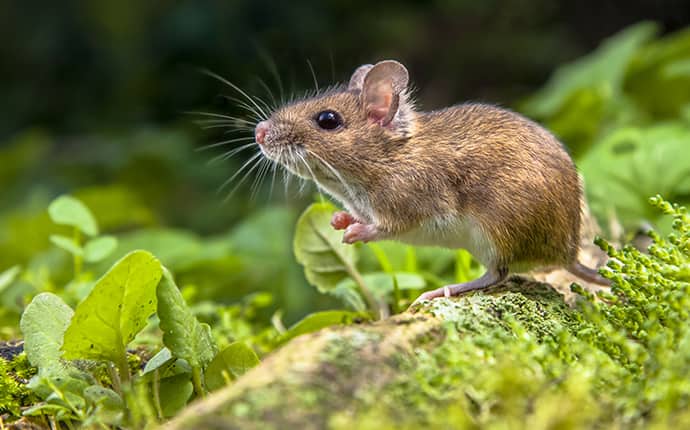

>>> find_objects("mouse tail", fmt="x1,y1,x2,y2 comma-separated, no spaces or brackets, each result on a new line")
567,262,611,285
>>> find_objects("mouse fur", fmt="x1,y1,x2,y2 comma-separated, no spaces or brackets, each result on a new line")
253,60,607,301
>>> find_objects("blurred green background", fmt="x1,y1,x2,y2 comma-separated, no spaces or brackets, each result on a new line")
2,0,690,336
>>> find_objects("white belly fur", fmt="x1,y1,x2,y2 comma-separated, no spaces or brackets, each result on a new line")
394,215,498,268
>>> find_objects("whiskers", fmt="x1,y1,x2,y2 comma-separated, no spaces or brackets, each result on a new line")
194,60,339,203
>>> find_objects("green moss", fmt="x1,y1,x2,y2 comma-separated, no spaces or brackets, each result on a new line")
0,353,38,416
331,196,690,429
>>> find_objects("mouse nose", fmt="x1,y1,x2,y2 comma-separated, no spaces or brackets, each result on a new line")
255,120,270,145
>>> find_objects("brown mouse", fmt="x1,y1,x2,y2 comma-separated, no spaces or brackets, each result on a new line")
252,59,608,303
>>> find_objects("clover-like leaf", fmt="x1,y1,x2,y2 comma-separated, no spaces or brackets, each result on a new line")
83,236,118,263
48,195,99,236
50,234,84,256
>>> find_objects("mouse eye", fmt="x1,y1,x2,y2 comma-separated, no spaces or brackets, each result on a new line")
315,110,343,130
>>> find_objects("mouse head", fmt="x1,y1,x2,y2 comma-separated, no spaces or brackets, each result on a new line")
254,60,415,190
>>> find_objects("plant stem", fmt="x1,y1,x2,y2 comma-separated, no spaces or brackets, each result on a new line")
73,228,83,278
116,351,131,388
192,366,206,398
349,269,383,319
109,362,123,395
153,369,164,420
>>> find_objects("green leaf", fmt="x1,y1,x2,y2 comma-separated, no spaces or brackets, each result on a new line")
293,202,358,293
83,386,124,426
20,293,74,369
0,265,21,293
48,195,99,236
83,235,118,263
143,347,174,376
159,374,194,418
62,251,162,363
523,22,657,118
277,310,366,345
157,268,217,370
49,234,84,256
205,342,260,391
21,293,92,399
579,122,690,232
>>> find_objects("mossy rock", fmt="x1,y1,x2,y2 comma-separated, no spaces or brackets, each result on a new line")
163,279,603,429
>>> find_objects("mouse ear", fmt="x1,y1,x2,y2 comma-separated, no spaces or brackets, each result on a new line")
361,60,409,126
348,64,373,91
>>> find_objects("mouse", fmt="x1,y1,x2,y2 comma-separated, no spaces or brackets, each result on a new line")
252,59,609,304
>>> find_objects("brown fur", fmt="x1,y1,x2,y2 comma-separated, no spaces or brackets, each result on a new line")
258,61,583,273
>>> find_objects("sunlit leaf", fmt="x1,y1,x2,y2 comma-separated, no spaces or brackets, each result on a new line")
62,251,162,363
48,195,99,236
20,293,74,369
83,235,118,263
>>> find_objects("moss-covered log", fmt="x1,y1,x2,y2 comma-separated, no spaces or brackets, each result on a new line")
163,279,595,430
162,219,619,429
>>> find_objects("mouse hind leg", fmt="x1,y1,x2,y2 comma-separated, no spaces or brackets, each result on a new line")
412,266,508,306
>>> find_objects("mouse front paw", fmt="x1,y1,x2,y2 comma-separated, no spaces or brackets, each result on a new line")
342,223,379,244
331,211,357,230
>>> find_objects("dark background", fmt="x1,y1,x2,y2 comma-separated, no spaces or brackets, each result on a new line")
1,0,689,324
2,0,689,138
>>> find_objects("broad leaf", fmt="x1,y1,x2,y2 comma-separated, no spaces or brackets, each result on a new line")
293,202,358,292
205,342,260,391
157,268,217,369
20,293,74,369
48,195,99,236
62,251,162,362
580,122,690,231
21,293,91,398
523,22,657,118
83,236,118,263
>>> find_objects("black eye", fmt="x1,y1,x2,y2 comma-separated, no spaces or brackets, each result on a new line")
315,110,343,130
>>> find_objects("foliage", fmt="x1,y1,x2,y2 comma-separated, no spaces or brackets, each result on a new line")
293,202,479,315
0,195,369,427
322,196,690,429
0,19,690,429
521,22,690,232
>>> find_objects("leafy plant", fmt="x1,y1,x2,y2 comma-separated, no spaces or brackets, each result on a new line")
6,195,379,427
520,22,690,233
293,201,482,316
13,196,268,426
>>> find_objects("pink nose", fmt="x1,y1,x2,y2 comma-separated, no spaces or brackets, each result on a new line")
255,120,270,145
